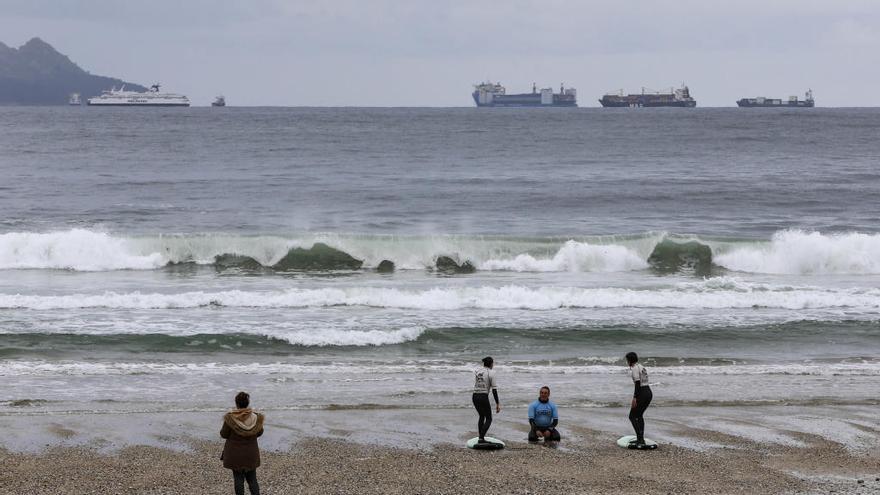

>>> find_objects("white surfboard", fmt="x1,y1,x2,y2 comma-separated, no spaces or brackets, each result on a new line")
617,435,658,450
467,436,505,450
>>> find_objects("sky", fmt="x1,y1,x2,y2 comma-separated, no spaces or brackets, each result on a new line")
1,0,879,106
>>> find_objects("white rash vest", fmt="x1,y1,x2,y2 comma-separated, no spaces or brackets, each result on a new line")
473,368,497,394
631,363,649,387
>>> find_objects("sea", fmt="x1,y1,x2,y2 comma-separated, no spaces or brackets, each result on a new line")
1,107,878,419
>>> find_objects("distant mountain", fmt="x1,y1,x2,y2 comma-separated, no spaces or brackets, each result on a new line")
0,37,146,105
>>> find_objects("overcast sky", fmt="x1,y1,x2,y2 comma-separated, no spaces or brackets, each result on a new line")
2,0,879,106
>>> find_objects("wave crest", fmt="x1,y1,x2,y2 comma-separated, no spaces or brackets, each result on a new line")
0,230,165,271
481,240,647,272
2,280,879,311
6,229,880,276
715,230,880,275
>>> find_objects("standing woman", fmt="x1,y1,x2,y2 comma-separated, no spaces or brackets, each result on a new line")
472,356,501,443
626,352,652,448
221,391,265,495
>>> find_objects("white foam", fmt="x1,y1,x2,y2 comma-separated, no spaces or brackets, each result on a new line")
0,229,662,272
1,360,878,377
0,229,317,271
480,240,648,272
715,230,880,275
0,230,165,271
266,326,425,347
1,279,878,311
6,228,880,276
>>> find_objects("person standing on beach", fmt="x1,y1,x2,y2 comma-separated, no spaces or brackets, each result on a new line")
626,352,652,448
472,356,501,443
527,386,561,442
221,391,265,495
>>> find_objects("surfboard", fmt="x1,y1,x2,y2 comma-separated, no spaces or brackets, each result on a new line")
617,435,658,450
467,436,505,450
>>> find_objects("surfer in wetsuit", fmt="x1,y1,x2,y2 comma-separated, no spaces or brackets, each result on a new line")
472,356,500,443
528,386,560,442
626,351,652,448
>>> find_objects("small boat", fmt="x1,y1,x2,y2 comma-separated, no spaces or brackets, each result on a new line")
68,93,81,105
212,95,226,107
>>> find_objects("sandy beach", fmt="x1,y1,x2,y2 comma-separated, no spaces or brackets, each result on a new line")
2,405,878,494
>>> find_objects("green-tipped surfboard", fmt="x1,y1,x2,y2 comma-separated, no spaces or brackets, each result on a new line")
617,435,658,450
467,437,505,450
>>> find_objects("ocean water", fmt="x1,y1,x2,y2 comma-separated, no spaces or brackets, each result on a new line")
0,107,878,416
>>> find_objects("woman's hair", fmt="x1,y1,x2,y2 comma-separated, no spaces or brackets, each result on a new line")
234,391,250,409
625,352,638,365
482,356,494,368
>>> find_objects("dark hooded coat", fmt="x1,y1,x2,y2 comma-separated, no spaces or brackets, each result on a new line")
220,408,265,471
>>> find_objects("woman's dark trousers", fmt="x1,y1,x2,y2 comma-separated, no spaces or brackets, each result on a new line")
233,469,260,495
472,392,492,439
629,387,653,442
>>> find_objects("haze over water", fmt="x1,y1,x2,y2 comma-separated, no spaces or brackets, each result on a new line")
1,107,878,416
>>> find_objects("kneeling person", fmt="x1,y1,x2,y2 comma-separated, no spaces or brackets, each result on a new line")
528,386,561,442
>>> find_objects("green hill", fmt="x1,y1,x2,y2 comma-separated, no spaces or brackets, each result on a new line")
0,37,146,105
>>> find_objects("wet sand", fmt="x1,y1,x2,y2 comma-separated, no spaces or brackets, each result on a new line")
1,406,878,494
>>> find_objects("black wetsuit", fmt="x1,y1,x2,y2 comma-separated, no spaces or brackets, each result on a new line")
629,380,652,443
472,392,493,439
629,385,654,442
472,367,499,440
528,419,561,442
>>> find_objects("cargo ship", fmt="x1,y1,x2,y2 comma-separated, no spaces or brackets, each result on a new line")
599,84,696,107
472,82,577,107
737,90,814,108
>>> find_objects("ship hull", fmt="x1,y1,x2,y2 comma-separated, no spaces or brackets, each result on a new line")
737,100,814,108
472,92,577,107
599,97,696,108
87,102,190,107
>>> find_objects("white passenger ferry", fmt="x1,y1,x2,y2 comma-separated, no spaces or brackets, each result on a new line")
87,84,190,107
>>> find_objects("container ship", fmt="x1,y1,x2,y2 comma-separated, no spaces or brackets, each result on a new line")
737,90,814,108
88,84,190,107
473,82,577,107
599,84,696,107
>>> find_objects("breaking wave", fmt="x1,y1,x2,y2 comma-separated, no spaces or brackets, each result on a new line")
0,230,165,271
714,230,880,275
0,229,659,273
480,240,647,272
3,228,880,275
2,278,879,311
2,360,879,377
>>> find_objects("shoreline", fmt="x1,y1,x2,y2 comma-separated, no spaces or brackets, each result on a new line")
2,437,877,494
1,405,878,494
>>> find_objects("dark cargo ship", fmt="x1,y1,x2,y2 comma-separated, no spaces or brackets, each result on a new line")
737,90,814,108
599,84,696,107
473,82,577,107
